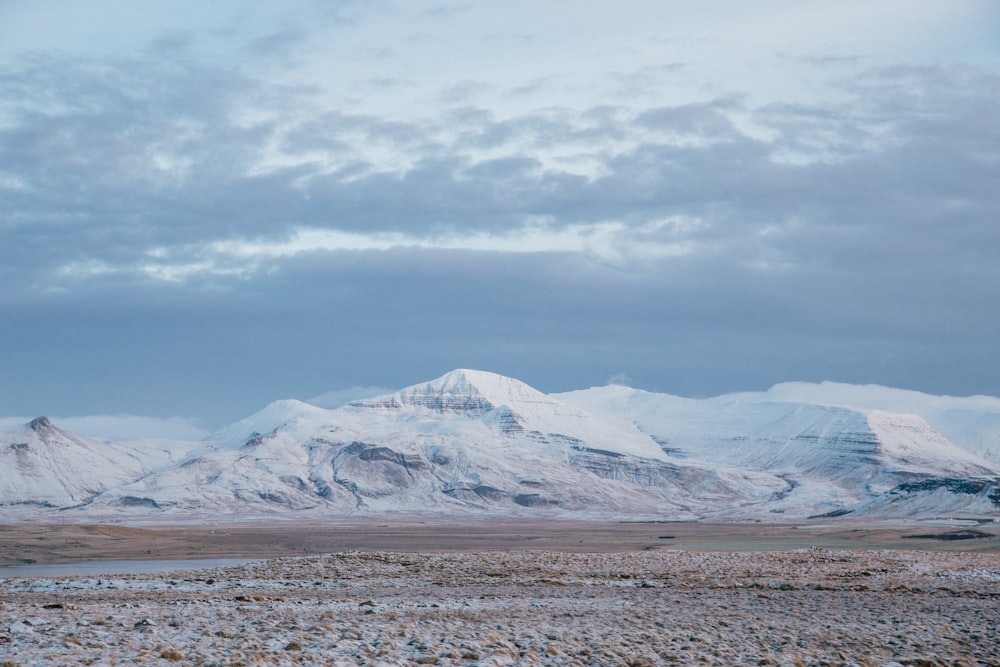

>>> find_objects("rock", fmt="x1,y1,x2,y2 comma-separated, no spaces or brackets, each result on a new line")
133,618,155,633
8,620,32,634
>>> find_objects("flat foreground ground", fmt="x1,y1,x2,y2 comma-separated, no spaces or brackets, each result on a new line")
2,520,999,566
2,522,999,665
2,548,999,666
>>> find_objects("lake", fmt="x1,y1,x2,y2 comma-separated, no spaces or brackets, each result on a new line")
0,558,259,578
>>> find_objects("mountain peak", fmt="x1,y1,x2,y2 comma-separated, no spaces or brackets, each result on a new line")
359,369,554,415
207,399,330,444
28,416,55,433
429,369,550,402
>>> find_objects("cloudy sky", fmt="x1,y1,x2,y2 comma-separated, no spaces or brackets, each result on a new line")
1,1,998,437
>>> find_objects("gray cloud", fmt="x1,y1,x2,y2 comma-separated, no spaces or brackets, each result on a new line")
3,55,995,259
4,239,994,425
1,44,997,423
418,4,474,21
244,27,310,59
635,98,743,137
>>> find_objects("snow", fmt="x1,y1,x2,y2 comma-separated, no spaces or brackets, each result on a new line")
50,371,699,520
751,380,1000,414
207,399,334,445
307,385,393,409
2,550,998,665
866,410,993,473
734,381,1000,463
555,383,1000,518
0,414,207,441
556,383,1000,476
0,417,169,508
3,370,1000,523
352,369,669,461
558,380,1000,463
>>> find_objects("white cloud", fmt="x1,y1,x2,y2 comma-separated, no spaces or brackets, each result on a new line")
58,415,209,441
605,373,634,387
60,217,706,285
0,417,28,432
0,173,27,189
307,386,395,409
0,414,208,441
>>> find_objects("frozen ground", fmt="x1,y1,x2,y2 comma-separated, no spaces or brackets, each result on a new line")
2,549,999,666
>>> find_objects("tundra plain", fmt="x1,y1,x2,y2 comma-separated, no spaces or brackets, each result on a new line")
2,521,999,666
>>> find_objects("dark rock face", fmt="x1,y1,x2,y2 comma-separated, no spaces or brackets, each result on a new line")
310,477,334,499
808,508,854,519
811,477,1000,518
343,442,428,471
513,493,560,508
242,433,267,449
472,485,508,501
892,478,994,496
792,431,881,468
352,394,495,415
431,451,452,465
570,450,682,487
333,442,428,499
888,477,1000,507
492,407,524,435
575,446,624,459
443,485,509,503
411,394,494,414
28,417,54,433
118,496,160,509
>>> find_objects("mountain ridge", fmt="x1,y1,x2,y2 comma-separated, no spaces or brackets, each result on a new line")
2,370,998,523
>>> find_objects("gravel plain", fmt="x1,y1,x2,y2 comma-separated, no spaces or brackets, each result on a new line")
2,547,999,666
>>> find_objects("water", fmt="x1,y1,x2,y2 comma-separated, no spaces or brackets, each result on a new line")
0,558,259,578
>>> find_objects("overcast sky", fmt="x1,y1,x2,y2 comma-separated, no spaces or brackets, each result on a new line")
1,1,998,437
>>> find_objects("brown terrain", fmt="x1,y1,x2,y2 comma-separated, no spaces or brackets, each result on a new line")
2,519,999,566
2,521,999,665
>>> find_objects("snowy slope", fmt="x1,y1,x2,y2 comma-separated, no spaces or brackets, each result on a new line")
0,417,174,511
556,384,1000,518
349,369,669,461
5,371,999,522
731,381,1000,463
84,370,785,519
208,399,334,445
819,478,1000,519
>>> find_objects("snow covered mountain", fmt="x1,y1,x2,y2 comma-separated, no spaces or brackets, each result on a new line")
556,384,1000,519
87,370,780,519
727,381,1000,464
0,417,180,512
3,371,999,522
